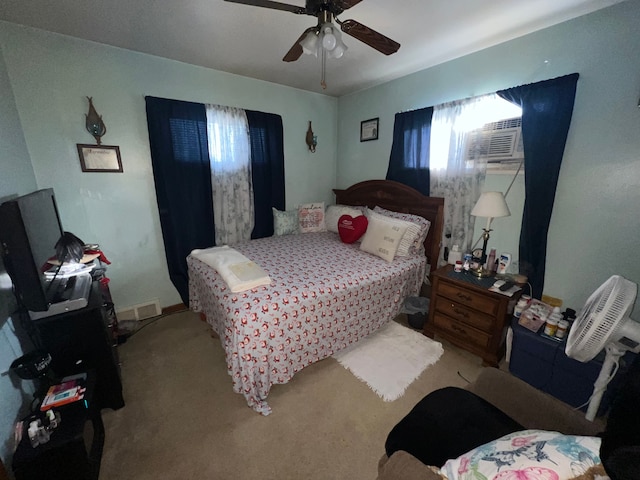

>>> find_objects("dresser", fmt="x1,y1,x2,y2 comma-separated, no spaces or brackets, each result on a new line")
424,265,521,366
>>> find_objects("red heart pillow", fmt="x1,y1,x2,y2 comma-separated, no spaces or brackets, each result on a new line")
338,215,368,244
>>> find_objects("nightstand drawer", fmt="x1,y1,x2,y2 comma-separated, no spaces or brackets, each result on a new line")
434,296,495,332
437,281,499,316
433,312,491,349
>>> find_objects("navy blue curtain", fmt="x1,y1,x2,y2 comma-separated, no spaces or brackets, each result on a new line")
498,73,579,299
145,96,214,305
246,110,285,239
386,107,433,196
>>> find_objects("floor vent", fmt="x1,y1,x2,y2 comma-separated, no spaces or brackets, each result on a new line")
117,300,161,321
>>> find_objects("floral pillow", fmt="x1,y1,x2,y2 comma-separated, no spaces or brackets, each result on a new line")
298,202,326,233
272,207,298,236
373,206,431,255
439,430,608,480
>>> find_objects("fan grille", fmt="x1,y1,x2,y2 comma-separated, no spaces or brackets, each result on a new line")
565,275,637,362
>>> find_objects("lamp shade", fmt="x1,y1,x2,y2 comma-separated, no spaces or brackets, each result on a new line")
300,30,319,56
471,192,510,219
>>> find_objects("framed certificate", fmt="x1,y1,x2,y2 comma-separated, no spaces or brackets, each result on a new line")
360,117,379,142
77,144,123,173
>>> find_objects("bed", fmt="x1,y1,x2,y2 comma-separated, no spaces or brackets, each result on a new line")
187,180,444,414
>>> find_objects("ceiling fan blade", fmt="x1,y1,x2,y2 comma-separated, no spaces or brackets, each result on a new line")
224,0,305,14
339,0,363,9
340,19,400,55
283,27,316,62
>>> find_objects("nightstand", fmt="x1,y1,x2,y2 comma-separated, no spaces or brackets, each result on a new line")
424,265,521,366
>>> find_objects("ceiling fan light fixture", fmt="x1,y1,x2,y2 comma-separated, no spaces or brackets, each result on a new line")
300,30,319,56
327,39,347,59
321,24,337,51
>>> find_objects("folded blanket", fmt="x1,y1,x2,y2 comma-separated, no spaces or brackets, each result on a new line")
190,246,271,292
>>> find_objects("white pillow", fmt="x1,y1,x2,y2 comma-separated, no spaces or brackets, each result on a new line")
360,213,408,262
440,430,605,480
373,206,431,255
325,205,363,233
365,209,419,257
298,202,326,233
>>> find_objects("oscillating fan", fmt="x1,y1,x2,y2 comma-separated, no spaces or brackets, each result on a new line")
565,275,640,421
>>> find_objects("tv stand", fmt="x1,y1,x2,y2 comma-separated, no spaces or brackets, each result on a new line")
32,280,124,410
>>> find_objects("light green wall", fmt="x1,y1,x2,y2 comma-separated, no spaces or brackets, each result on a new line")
337,1,640,315
0,44,37,468
0,22,338,311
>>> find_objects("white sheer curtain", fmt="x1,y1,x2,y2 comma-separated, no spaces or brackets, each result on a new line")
205,105,254,246
430,93,517,263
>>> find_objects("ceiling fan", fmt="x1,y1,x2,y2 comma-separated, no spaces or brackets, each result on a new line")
223,0,401,62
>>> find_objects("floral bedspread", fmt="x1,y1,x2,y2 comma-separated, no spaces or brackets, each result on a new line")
187,231,426,415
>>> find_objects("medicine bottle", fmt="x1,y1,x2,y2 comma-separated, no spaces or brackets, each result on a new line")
555,320,569,339
544,316,559,337
462,254,472,272
513,298,528,318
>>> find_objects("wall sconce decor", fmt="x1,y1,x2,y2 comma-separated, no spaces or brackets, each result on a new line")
85,97,107,145
306,121,318,152
77,97,123,172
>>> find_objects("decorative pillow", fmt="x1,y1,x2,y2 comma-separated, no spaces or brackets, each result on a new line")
440,430,606,480
272,207,298,236
298,202,326,233
325,205,363,233
360,213,408,262
373,206,431,254
338,215,368,244
366,209,419,257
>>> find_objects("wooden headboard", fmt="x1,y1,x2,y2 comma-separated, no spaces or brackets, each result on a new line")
333,179,444,275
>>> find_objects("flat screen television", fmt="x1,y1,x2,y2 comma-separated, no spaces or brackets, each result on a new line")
0,188,65,312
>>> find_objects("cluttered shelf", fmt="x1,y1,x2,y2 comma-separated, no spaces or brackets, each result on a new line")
12,371,105,480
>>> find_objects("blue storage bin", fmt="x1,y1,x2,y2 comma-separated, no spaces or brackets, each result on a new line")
509,318,635,416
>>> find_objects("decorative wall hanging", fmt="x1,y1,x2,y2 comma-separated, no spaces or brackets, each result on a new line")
78,97,123,172
360,117,379,142
306,121,317,152
85,97,107,145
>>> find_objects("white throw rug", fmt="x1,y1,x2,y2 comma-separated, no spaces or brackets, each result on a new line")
333,321,444,401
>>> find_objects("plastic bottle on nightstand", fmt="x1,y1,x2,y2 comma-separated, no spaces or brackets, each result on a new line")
486,249,496,272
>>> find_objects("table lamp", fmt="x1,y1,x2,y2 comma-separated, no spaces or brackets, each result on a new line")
470,191,510,277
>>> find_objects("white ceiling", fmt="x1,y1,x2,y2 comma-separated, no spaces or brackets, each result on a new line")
0,0,625,97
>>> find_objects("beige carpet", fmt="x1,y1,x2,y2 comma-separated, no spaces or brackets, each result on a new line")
100,311,485,480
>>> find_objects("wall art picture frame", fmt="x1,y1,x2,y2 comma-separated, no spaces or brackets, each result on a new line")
360,117,379,142
77,144,123,172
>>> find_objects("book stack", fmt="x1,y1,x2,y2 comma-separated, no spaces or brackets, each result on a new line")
40,374,87,411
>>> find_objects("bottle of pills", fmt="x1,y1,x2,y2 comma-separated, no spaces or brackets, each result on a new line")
555,320,569,339
544,316,559,337
514,298,529,318
462,254,472,272
454,260,463,273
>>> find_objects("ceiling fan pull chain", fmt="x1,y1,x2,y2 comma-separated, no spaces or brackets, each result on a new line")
321,48,327,90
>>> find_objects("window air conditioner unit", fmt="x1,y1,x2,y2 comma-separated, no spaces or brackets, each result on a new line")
465,117,524,173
